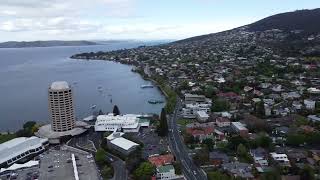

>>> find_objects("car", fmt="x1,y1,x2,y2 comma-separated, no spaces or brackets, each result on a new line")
48,165,53,168
193,171,197,175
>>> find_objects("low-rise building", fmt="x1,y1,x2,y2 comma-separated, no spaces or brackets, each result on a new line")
216,117,231,127
304,99,316,110
231,122,249,137
270,153,290,166
148,154,174,167
156,165,176,180
196,111,209,122
95,114,148,132
182,103,211,119
106,132,139,156
184,93,206,104
0,137,49,168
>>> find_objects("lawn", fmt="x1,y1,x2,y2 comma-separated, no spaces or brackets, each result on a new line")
176,119,192,128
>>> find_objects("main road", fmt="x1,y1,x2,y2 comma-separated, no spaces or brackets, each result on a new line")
168,98,207,180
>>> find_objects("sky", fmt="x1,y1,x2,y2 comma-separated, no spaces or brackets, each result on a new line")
0,0,319,42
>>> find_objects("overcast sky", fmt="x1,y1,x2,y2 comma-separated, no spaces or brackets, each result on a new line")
0,0,319,42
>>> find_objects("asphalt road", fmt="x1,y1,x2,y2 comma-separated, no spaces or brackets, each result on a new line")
168,98,207,180
67,129,128,180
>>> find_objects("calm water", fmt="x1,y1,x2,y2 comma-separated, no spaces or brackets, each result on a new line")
0,43,165,131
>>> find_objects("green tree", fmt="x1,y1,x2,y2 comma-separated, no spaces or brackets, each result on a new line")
173,162,182,175
211,99,229,112
203,138,214,151
300,165,315,180
23,121,36,130
157,108,168,137
95,148,107,166
286,133,306,146
113,105,120,116
133,162,155,180
207,171,230,180
101,165,113,179
260,168,281,180
237,144,253,163
193,148,209,166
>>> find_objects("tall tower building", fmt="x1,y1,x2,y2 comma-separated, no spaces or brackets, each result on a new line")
48,81,75,132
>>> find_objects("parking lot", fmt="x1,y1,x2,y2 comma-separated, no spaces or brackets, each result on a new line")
132,127,169,158
38,147,99,180
0,146,100,180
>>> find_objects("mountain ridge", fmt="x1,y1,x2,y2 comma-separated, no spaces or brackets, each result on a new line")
0,40,98,48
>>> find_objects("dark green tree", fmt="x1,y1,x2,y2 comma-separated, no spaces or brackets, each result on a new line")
300,165,315,180
95,148,107,166
133,162,155,180
211,99,229,112
113,105,120,116
260,168,281,180
207,171,230,180
157,108,168,137
203,138,214,151
101,165,113,179
173,162,182,175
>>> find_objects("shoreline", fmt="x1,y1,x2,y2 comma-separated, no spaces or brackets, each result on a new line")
71,57,172,109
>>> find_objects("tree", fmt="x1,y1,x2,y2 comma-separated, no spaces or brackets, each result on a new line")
23,121,36,130
260,168,281,180
255,101,265,117
193,148,209,166
173,162,182,175
95,148,107,166
237,144,253,163
207,171,230,180
211,99,229,112
133,162,155,180
113,105,120,116
203,138,214,151
300,165,315,180
101,165,113,179
157,108,168,137
286,133,306,146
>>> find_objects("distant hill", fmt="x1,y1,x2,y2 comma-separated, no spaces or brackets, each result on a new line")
248,8,320,35
0,40,98,48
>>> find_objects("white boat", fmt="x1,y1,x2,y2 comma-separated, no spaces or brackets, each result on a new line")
140,84,154,88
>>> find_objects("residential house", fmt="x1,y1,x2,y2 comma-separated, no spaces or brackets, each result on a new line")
209,151,230,167
216,117,231,127
156,165,177,180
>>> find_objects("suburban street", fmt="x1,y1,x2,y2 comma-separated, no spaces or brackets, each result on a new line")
168,98,207,180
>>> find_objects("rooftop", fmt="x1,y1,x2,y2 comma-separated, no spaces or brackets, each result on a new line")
0,137,48,164
157,165,174,173
110,137,139,151
50,81,70,90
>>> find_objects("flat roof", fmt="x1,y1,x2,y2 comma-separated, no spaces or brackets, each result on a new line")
50,81,69,90
231,122,248,131
0,160,39,173
196,111,209,117
0,137,48,164
110,137,138,151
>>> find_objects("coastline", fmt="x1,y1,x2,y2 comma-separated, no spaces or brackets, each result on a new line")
71,56,176,113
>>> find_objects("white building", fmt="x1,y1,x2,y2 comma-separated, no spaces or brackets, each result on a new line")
182,103,211,119
156,165,176,180
0,137,48,167
304,99,316,110
196,111,209,122
95,114,143,132
270,153,290,166
184,94,207,104
106,132,139,156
